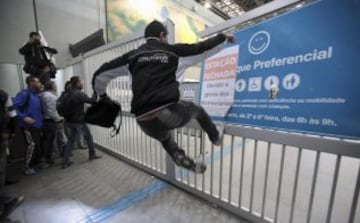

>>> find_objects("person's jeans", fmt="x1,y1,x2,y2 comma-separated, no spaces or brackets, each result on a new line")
137,101,219,161
42,120,56,160
76,128,86,148
62,123,96,165
63,122,85,149
54,123,66,154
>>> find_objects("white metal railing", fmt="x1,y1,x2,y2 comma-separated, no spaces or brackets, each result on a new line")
190,1,360,221
173,122,360,223
61,5,360,222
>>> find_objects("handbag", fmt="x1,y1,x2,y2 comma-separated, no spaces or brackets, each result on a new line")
85,97,122,137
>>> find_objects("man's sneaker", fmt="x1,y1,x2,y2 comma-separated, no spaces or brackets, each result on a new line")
24,168,37,176
193,160,207,173
213,123,225,146
0,195,24,219
174,152,207,174
89,155,102,160
61,161,73,169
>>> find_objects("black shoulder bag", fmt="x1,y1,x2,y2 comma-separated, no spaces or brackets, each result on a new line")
85,96,122,137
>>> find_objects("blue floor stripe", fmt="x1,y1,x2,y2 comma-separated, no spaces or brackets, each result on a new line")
77,141,243,223
77,181,167,223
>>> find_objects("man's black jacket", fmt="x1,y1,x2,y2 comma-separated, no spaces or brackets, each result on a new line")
92,34,227,117
66,89,96,123
19,42,57,68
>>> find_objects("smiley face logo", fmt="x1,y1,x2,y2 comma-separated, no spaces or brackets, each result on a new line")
248,31,271,55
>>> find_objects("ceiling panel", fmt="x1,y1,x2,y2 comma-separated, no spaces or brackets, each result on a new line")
195,0,274,19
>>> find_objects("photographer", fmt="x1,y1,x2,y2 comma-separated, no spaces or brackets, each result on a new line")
19,32,58,84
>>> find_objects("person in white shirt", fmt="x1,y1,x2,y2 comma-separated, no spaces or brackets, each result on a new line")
40,81,63,164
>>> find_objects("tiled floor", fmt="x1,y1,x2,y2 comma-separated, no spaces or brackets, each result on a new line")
4,149,246,223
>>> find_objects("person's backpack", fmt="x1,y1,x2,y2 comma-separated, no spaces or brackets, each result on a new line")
85,96,122,137
56,91,72,118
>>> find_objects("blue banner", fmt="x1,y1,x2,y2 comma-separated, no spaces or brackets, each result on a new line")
201,0,360,138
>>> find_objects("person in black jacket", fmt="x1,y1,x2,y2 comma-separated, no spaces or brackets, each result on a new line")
92,20,235,173
0,89,24,219
19,32,58,84
62,76,102,169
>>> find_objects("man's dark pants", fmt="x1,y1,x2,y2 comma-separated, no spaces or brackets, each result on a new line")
137,101,218,161
62,123,96,165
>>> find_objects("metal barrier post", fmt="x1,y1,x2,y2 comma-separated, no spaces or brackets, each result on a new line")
165,19,176,182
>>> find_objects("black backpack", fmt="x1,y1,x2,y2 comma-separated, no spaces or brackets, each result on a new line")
85,97,122,137
56,91,72,118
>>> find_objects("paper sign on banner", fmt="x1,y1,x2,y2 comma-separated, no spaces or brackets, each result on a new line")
200,45,239,117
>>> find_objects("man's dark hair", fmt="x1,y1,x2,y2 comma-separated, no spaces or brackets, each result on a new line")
70,76,81,88
29,31,40,38
26,75,38,85
144,20,168,39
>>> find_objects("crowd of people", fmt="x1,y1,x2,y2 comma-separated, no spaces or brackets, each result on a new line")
0,30,106,219
0,75,102,219
10,75,102,175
